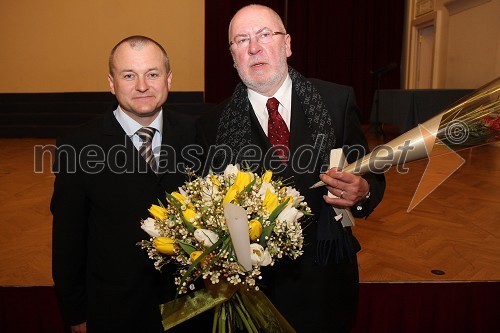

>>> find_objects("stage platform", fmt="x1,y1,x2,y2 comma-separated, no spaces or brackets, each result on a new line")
1,133,499,332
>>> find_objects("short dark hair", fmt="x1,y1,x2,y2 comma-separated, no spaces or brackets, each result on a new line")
108,35,170,75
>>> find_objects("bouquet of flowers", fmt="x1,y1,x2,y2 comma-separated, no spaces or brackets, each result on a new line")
465,110,500,145
311,76,500,189
139,164,310,332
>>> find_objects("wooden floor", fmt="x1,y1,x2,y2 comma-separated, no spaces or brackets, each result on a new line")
0,134,499,286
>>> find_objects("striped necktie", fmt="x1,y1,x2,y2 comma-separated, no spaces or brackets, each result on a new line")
136,127,158,173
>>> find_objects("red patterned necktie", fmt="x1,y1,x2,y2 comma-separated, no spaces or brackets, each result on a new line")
266,97,290,160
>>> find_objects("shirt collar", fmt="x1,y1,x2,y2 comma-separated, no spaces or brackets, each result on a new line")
114,106,163,136
274,74,292,111
247,74,292,113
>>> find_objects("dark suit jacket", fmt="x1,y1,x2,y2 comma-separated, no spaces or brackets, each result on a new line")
51,109,196,333
197,78,385,332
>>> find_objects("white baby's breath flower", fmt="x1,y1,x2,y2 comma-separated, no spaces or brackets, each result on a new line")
227,275,242,284
210,272,220,284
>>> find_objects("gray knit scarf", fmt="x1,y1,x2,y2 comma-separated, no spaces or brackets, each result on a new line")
215,66,359,265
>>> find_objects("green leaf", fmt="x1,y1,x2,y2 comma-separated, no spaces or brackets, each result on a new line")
165,192,195,233
269,197,290,222
240,176,257,194
260,198,290,247
177,240,197,255
176,236,223,296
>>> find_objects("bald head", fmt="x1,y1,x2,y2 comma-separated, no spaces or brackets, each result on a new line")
228,5,286,44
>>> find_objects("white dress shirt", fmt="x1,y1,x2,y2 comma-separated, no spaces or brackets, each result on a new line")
248,74,292,136
113,106,163,159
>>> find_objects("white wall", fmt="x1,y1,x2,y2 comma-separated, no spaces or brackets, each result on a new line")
405,0,500,89
445,0,500,88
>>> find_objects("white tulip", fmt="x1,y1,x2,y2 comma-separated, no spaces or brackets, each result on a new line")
223,164,239,179
178,187,188,198
250,243,272,266
141,218,161,238
257,182,274,197
277,206,304,229
284,187,305,205
194,229,219,247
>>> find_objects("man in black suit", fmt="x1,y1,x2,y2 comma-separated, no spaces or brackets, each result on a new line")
51,36,194,333
197,5,386,332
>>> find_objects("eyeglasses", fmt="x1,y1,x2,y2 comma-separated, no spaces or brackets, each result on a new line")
230,29,286,48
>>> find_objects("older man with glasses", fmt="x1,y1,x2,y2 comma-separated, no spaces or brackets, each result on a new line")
197,4,386,332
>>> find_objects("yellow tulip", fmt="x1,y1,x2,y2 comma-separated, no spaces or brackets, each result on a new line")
223,185,239,204
154,237,176,255
190,250,203,263
209,174,221,186
182,208,197,222
263,189,279,213
283,195,295,206
171,192,187,205
248,219,263,241
261,170,272,183
149,204,167,220
234,170,252,191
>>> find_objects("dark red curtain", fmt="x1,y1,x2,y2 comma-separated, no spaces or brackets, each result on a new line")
0,286,68,333
353,282,500,333
2,283,499,333
205,0,404,123
204,0,286,103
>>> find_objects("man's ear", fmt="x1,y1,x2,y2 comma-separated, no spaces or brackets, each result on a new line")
285,34,292,58
166,71,173,90
108,74,116,95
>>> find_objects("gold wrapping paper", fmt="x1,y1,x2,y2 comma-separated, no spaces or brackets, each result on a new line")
160,283,296,332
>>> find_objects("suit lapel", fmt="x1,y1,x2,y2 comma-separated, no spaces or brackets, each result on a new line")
100,111,146,174
101,110,161,176
157,109,190,183
248,104,272,152
289,89,314,151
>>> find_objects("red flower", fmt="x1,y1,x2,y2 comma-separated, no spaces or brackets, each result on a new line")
483,116,500,131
